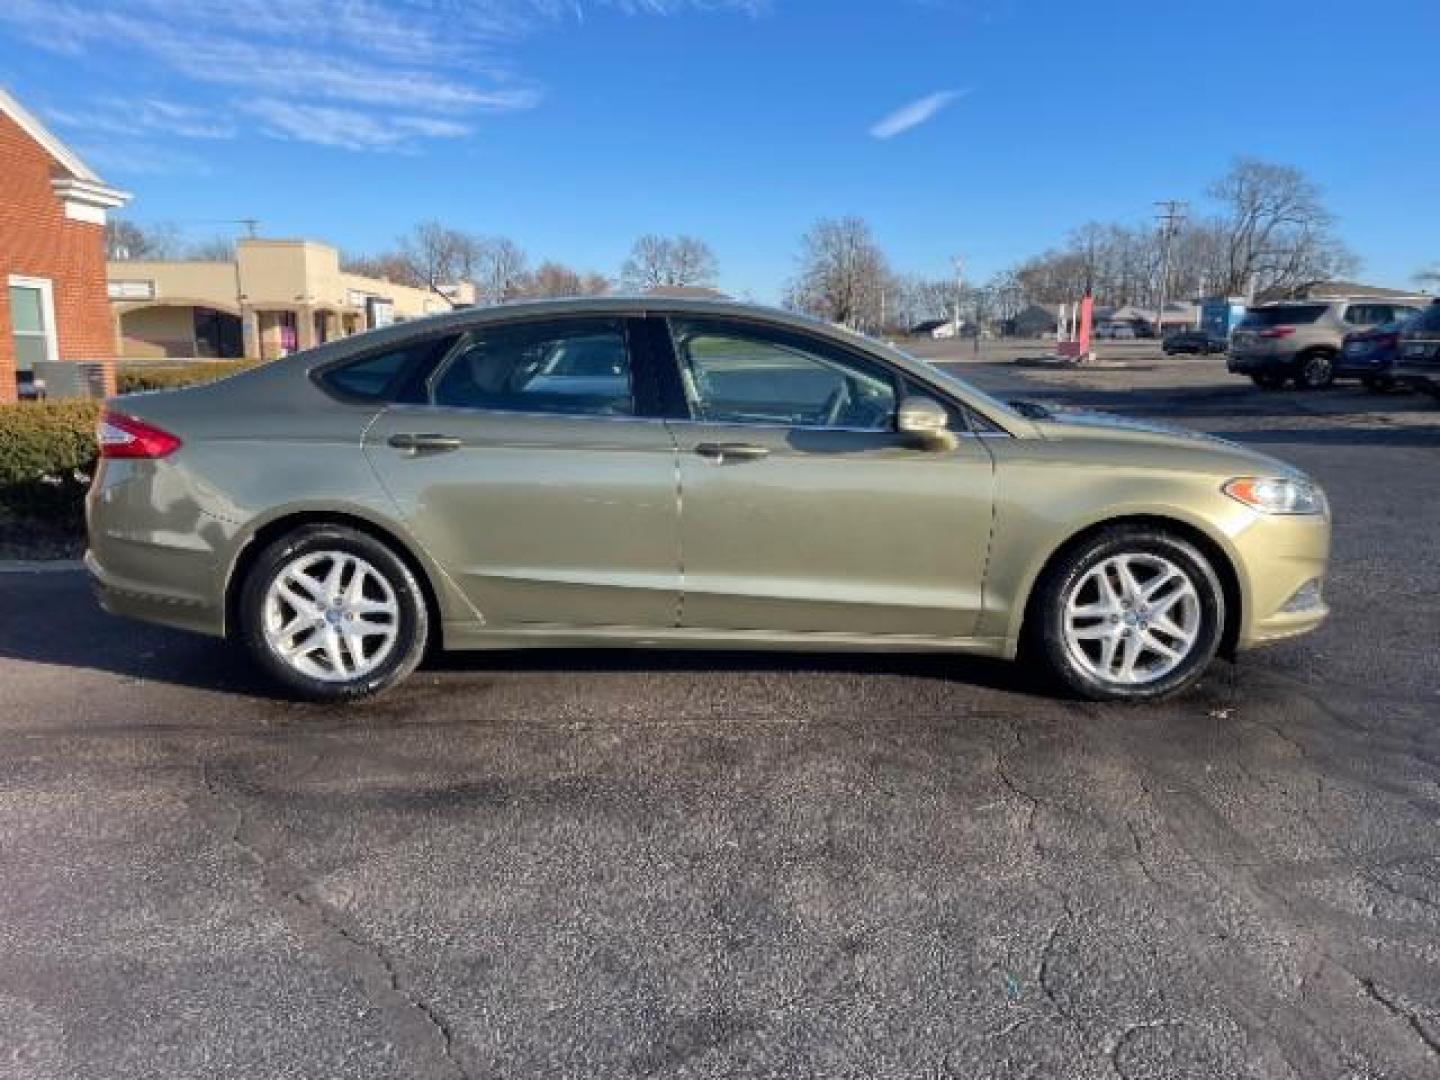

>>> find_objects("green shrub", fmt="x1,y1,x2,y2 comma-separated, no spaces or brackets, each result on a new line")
117,360,257,394
0,399,101,525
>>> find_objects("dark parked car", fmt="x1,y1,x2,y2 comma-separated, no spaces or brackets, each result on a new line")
1391,300,1440,401
1333,317,1414,391
1163,329,1227,355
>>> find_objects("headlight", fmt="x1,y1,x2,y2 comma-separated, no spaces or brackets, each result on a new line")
1223,477,1326,516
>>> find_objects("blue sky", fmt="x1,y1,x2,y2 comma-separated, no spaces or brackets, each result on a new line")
2,0,1435,300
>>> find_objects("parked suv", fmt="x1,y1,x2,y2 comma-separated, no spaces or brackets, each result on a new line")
1227,298,1427,389
1391,300,1440,400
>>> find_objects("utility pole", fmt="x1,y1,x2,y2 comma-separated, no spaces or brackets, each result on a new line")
952,255,964,339
1154,200,1186,338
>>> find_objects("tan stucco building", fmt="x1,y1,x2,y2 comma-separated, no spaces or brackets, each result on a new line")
109,238,474,360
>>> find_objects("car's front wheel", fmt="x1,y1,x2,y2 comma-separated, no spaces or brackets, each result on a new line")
238,524,429,702
1029,527,1226,702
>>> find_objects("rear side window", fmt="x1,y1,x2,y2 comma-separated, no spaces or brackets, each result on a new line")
1345,304,1393,326
318,336,458,401
429,318,634,417
1239,305,1327,328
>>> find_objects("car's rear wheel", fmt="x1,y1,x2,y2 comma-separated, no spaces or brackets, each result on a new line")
1296,350,1336,390
238,525,428,702
1029,527,1226,702
1250,373,1286,390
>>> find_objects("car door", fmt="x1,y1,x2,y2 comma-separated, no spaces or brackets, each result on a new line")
364,316,681,629
660,315,996,638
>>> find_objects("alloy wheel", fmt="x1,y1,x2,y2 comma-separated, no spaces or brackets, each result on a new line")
1062,553,1202,687
261,550,400,682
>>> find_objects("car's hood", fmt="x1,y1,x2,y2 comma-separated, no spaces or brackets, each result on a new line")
1038,406,1224,442
1023,403,1305,478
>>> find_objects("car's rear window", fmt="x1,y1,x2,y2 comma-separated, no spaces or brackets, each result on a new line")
1408,303,1440,334
1239,305,1327,328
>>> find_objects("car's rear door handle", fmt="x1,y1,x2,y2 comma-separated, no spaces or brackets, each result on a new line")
388,432,462,453
695,442,770,464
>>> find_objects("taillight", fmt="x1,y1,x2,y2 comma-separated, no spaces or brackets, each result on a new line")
1258,326,1295,339
97,411,182,459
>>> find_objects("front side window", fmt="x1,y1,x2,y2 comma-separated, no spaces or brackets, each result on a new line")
669,319,897,430
430,318,634,417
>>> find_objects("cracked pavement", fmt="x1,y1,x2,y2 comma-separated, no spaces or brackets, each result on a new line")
1,353,1438,1078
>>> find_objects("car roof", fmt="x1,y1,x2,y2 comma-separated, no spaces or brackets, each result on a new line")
300,295,901,369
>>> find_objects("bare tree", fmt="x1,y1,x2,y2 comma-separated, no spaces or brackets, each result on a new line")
399,221,483,307
784,216,891,331
472,236,530,305
620,234,719,291
186,235,236,261
1208,158,1357,298
105,219,182,260
341,250,422,285
515,261,610,299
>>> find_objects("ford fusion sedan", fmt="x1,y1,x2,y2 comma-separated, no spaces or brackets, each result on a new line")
87,298,1331,703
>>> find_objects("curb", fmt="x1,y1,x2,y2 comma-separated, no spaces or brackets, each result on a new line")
0,559,85,574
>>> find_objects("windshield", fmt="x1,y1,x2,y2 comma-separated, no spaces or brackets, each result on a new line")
1239,305,1327,328
1408,303,1440,334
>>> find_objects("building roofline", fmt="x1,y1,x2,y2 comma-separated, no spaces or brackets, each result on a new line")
0,85,102,182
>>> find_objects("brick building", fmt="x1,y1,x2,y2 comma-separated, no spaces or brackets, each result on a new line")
1,87,129,403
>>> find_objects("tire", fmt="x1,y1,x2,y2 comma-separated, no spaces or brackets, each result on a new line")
238,524,429,702
1250,373,1286,390
1296,350,1336,390
1027,526,1226,702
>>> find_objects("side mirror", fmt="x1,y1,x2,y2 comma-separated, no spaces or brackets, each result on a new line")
896,396,958,450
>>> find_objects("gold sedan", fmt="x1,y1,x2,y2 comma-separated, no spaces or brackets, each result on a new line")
87,299,1330,702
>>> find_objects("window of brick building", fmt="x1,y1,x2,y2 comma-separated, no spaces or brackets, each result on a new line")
8,275,59,377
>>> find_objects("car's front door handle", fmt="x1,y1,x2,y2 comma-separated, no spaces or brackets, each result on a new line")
388,432,462,453
695,442,770,464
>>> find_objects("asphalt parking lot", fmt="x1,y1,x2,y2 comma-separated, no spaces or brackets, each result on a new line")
2,353,1438,1079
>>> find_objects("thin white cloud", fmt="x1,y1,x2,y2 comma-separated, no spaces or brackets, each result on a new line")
0,0,767,155
46,99,236,141
869,89,966,140
244,99,473,151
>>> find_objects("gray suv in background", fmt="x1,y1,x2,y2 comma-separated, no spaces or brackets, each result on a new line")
1227,298,1428,389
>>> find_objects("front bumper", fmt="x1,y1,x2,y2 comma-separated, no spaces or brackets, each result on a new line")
1333,351,1396,378
1230,511,1331,650
1391,363,1440,390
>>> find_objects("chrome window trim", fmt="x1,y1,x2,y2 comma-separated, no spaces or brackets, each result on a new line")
381,401,672,426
